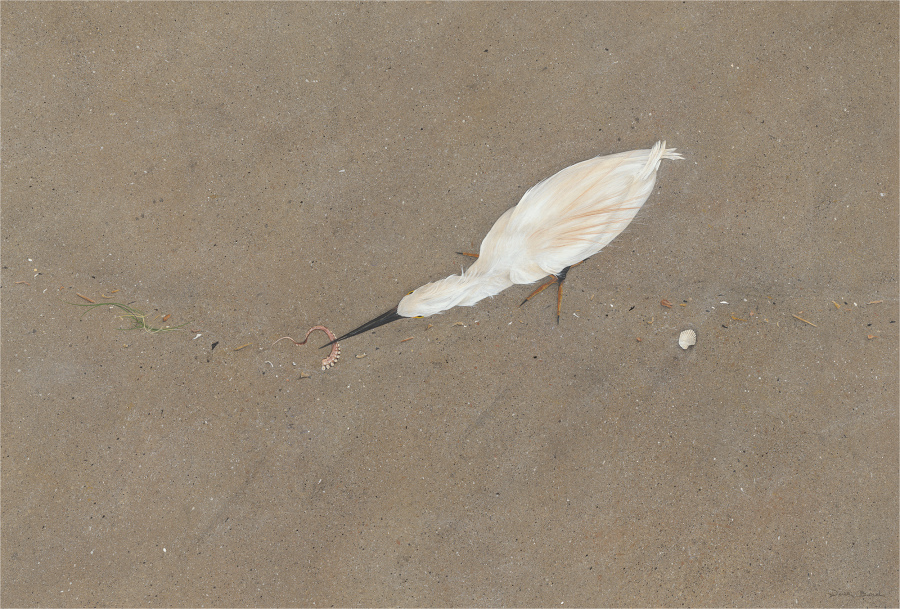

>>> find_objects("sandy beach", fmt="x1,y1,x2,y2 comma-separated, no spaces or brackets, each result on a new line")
2,3,897,606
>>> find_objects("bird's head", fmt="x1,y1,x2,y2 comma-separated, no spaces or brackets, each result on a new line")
397,276,469,317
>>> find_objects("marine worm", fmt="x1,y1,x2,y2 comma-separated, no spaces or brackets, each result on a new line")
273,326,341,370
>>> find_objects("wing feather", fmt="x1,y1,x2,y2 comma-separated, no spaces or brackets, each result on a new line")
506,142,681,277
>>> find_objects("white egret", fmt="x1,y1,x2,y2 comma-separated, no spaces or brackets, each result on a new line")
326,141,682,345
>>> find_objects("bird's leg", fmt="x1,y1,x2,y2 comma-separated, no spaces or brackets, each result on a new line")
520,276,559,307
456,251,479,258
520,261,584,324
553,265,575,325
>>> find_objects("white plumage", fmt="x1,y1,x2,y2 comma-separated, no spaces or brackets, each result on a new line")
330,141,682,344
397,141,683,317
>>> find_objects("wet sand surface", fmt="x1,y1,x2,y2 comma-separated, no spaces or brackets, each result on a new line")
2,3,897,606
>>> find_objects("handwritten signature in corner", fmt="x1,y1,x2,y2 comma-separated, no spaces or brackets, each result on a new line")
827,590,885,599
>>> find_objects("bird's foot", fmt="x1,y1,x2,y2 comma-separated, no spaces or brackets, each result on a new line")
520,262,585,323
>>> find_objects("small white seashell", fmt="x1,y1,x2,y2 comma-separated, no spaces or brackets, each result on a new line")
678,329,697,350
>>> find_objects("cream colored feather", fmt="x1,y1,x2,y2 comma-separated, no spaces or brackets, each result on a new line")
396,141,682,318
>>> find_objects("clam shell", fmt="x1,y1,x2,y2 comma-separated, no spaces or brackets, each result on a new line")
678,329,697,350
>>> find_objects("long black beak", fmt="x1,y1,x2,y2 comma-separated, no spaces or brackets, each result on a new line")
320,306,404,347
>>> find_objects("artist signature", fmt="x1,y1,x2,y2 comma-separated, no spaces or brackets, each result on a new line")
827,590,884,599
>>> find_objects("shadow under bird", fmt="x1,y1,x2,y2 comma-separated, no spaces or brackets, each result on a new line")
324,140,683,347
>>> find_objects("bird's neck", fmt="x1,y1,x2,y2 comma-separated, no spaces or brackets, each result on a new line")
448,258,514,308
397,258,514,317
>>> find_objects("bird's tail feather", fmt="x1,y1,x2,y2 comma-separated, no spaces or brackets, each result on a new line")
637,140,683,181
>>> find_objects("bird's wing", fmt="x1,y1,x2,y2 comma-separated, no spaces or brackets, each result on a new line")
509,143,678,278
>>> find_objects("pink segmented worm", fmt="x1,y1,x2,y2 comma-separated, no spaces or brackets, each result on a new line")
272,326,341,370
